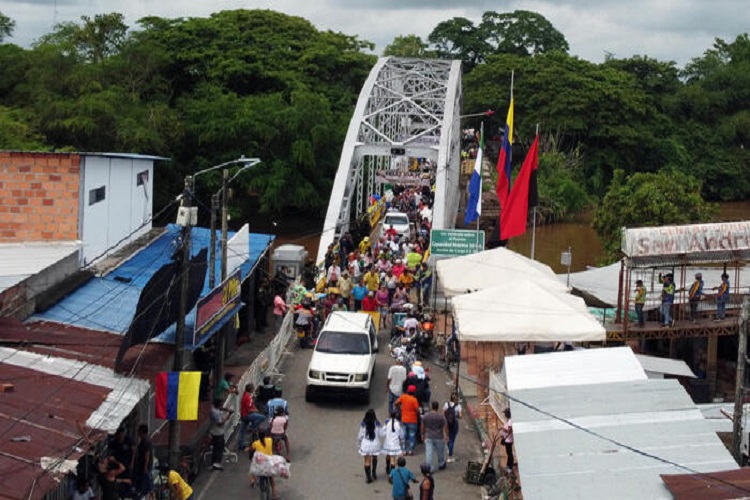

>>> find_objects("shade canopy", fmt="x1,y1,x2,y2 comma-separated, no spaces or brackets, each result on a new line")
451,281,606,342
436,247,564,297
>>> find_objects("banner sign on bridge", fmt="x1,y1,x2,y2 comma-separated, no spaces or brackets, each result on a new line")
430,229,485,257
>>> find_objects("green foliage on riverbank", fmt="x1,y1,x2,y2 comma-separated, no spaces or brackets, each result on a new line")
593,169,717,261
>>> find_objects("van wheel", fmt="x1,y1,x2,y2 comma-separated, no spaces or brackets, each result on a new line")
305,386,315,403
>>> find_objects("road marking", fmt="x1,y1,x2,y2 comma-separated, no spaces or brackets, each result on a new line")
195,469,220,500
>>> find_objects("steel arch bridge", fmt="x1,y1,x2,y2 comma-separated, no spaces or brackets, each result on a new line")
317,57,464,262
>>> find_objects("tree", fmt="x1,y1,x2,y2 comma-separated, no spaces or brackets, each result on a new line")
480,10,569,56
0,11,14,42
592,169,715,262
428,17,489,69
36,13,128,63
383,35,432,58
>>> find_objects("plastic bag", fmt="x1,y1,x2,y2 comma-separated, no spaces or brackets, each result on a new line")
249,452,291,479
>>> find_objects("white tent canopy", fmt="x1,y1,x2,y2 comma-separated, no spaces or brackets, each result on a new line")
436,247,565,297
451,281,606,342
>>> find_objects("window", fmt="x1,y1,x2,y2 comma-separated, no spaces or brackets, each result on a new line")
136,170,149,186
88,186,106,206
314,332,370,355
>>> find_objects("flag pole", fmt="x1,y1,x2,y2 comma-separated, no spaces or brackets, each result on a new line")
476,121,483,253
530,123,539,260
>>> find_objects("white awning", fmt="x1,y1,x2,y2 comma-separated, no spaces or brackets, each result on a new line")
635,354,697,379
436,247,564,297
451,281,606,342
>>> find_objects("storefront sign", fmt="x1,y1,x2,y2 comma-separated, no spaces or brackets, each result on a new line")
194,269,241,345
622,221,750,257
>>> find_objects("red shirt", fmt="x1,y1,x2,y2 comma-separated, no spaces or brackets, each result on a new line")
241,391,258,417
362,295,378,311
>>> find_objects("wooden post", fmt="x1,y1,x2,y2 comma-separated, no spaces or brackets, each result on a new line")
731,296,750,463
707,334,719,401
615,259,624,323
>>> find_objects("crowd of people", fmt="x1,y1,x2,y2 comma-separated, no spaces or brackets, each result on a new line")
356,393,462,500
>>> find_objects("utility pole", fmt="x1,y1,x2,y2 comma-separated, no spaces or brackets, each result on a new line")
209,193,219,289
169,176,193,468
213,169,230,394
732,296,750,463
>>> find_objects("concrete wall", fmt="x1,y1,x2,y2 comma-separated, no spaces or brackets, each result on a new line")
0,152,81,242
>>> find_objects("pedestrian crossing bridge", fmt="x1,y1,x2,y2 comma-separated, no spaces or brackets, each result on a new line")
317,57,463,262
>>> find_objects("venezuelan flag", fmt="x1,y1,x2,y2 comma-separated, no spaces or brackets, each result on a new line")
155,371,202,421
495,99,514,210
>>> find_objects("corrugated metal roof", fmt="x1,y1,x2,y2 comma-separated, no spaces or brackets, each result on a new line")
30,225,274,345
511,379,739,500
0,241,80,293
0,317,172,378
635,353,697,378
0,317,162,498
503,347,647,392
662,468,750,499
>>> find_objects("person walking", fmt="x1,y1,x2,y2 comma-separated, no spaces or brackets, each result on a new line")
500,408,515,472
421,401,448,472
715,273,730,320
660,273,675,327
387,359,407,415
443,393,462,463
395,385,420,455
209,398,232,470
273,292,287,334
357,408,384,483
688,272,704,321
419,462,435,500
389,457,417,500
237,384,267,452
382,409,404,477
352,278,368,312
634,279,646,327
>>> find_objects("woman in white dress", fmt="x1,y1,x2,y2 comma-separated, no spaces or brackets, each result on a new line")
358,408,384,483
381,409,404,477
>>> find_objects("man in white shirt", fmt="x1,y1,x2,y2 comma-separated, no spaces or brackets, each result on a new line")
387,359,407,415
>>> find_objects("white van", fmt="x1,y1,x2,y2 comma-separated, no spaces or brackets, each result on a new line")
305,311,379,403
380,210,411,240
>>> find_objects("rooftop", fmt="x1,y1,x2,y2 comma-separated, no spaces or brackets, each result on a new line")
0,241,80,293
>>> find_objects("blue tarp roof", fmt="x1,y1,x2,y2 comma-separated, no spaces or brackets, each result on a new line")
32,224,274,348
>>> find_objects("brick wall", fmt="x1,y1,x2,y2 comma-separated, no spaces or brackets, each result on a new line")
0,152,81,241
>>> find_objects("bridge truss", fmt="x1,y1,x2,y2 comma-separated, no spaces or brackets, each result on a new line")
317,57,463,263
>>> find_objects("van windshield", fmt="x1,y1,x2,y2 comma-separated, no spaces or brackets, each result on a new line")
385,214,408,226
315,331,370,355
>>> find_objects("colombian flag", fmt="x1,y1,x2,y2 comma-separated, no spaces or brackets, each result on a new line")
155,371,202,421
495,99,514,210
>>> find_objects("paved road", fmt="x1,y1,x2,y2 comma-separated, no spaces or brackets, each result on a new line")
194,328,484,499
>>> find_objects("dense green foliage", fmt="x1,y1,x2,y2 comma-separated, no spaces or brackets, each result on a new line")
592,169,716,260
0,8,747,236
0,9,375,214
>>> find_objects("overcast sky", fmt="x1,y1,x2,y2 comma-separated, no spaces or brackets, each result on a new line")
1,0,749,67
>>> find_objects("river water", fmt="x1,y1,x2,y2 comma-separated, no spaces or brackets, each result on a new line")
263,201,750,273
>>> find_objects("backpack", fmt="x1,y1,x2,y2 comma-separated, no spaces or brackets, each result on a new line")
444,403,456,427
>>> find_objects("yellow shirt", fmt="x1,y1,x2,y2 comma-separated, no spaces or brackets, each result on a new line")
168,470,193,500
252,437,274,456
363,271,380,291
398,273,414,289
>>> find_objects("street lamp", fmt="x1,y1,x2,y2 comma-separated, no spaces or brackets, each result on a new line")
207,158,262,288
168,156,260,468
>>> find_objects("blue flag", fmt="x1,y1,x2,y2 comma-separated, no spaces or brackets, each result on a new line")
464,123,484,225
